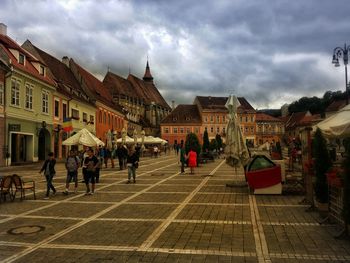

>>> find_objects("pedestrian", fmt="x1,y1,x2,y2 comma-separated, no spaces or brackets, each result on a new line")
176,143,180,155
153,145,159,158
126,146,139,184
63,150,80,195
188,148,197,174
116,144,124,170
179,143,186,173
82,148,99,195
104,148,111,168
122,145,128,169
39,152,56,199
98,145,105,170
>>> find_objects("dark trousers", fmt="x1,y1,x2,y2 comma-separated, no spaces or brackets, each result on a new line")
118,157,124,169
181,162,185,173
45,174,56,196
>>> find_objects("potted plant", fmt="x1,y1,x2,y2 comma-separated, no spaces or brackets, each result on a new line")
312,128,332,216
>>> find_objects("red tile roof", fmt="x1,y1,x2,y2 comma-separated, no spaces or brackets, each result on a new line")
70,59,123,112
22,40,92,105
195,96,255,113
256,112,282,122
0,36,55,86
103,71,170,110
161,105,202,124
326,99,347,112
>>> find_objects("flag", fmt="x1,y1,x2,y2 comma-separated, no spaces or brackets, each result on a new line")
62,117,73,132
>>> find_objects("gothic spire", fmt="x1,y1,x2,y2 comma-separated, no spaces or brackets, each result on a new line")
143,59,153,83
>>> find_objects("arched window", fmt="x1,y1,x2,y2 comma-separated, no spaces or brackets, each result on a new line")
103,112,106,124
99,111,102,123
108,114,110,125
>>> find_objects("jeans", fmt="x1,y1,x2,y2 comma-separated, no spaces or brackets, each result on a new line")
45,174,56,196
128,166,136,181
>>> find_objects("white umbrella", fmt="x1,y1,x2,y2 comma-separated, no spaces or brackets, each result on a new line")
224,95,250,167
315,104,350,138
116,136,135,144
62,128,105,147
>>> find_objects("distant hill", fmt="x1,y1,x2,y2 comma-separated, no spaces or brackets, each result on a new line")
257,109,281,118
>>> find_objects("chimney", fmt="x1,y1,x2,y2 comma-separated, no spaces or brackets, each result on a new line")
171,100,175,110
62,56,69,67
0,23,7,35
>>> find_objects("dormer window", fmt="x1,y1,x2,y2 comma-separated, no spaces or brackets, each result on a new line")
19,53,25,65
185,116,190,121
39,65,45,76
173,117,177,121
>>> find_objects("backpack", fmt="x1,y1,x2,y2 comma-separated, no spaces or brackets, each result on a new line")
66,156,79,172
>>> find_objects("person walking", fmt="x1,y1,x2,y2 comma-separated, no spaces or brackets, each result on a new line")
82,148,99,195
63,150,80,195
126,147,139,184
116,144,125,170
39,152,56,199
122,145,128,169
179,143,186,174
188,148,197,174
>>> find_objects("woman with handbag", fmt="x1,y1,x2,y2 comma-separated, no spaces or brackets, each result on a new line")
126,146,139,184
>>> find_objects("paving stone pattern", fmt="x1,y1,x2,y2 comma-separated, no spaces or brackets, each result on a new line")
0,154,349,262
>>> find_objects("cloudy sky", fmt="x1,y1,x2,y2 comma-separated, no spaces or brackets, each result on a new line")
1,0,349,109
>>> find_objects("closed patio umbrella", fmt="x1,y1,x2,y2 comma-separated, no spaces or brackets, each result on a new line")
224,95,250,169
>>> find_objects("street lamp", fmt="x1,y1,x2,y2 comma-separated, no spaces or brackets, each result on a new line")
332,43,350,104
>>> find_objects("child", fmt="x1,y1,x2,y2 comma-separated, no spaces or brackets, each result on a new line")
39,152,56,199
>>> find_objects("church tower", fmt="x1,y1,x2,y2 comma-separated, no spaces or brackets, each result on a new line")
143,60,154,83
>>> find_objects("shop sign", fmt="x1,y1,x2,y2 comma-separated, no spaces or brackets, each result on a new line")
9,124,21,132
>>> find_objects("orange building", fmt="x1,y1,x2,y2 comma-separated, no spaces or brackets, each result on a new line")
255,112,285,146
161,96,256,146
70,59,126,144
160,105,202,145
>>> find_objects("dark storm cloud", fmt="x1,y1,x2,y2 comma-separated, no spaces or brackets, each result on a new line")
0,0,348,108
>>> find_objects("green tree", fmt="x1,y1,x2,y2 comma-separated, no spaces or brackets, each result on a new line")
209,139,218,151
215,134,222,149
185,132,201,156
202,128,209,152
312,128,332,203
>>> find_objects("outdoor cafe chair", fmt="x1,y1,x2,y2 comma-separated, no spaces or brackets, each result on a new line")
0,175,14,202
12,174,36,200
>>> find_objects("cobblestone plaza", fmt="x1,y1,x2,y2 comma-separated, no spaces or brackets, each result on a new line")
0,154,350,263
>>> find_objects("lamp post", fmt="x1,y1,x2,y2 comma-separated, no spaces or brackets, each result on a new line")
332,43,350,105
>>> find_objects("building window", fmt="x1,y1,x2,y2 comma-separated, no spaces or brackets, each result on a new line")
195,127,199,134
63,103,67,119
173,127,178,134
251,116,254,122
245,127,248,133
39,65,45,76
205,116,208,122
42,90,49,114
210,127,214,133
245,116,248,122
54,100,59,117
19,53,25,65
11,79,20,106
240,116,243,122
71,108,79,120
90,115,94,124
164,127,169,133
216,116,220,123
216,127,220,133
103,112,106,124
210,115,214,122
0,84,3,105
83,112,88,122
180,127,184,133
251,127,254,133
222,127,225,134
25,84,33,110
186,128,191,133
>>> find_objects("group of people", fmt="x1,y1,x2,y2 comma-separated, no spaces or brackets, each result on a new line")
39,145,140,199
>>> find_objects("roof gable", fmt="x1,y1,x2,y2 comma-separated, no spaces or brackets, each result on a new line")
161,104,201,124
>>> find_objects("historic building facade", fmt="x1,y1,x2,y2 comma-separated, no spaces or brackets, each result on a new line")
160,105,202,145
1,26,57,165
255,112,285,145
161,96,256,146
103,61,171,136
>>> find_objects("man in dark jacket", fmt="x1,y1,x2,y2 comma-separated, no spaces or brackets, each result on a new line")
39,152,56,199
126,147,139,184
116,144,125,170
